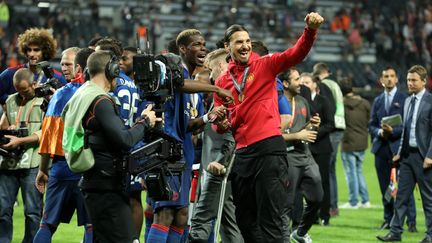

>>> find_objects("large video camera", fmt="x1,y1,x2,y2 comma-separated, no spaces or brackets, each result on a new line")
34,61,63,97
128,33,186,200
0,126,29,160
129,130,183,175
133,35,184,112
128,130,184,201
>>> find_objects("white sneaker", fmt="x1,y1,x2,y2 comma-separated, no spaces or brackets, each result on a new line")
360,201,371,208
339,202,359,209
291,229,313,243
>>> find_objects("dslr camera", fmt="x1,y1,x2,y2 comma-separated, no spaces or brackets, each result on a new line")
0,125,29,159
34,61,63,97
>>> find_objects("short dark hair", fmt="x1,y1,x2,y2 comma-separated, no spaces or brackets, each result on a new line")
87,51,112,78
75,48,95,70
278,67,299,83
223,24,248,43
382,66,397,76
215,38,225,49
167,39,179,54
408,65,428,81
124,46,137,53
95,37,123,58
252,41,269,56
88,36,103,48
339,77,353,96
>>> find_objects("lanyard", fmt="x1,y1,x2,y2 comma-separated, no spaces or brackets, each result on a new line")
15,98,36,127
229,67,250,96
289,97,296,128
35,70,44,85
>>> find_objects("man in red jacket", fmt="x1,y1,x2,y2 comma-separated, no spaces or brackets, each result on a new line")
213,12,324,243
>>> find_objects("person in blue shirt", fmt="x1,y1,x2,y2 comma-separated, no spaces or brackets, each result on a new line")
145,70,229,243
0,28,66,104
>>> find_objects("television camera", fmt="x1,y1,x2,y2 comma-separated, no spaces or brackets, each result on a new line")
127,33,185,200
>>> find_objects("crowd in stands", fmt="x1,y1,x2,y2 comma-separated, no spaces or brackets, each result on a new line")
0,0,432,90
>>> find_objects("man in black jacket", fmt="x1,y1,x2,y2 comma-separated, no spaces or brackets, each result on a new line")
300,72,334,225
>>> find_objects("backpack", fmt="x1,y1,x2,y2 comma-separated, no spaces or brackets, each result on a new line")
62,81,107,173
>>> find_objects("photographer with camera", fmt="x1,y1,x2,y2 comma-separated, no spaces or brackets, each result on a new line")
33,47,95,243
0,68,45,243
62,50,159,242
0,28,66,105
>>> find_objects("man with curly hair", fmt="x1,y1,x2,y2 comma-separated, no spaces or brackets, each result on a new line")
0,28,66,104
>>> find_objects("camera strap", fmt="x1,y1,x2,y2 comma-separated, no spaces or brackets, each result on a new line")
15,98,37,127
35,70,44,85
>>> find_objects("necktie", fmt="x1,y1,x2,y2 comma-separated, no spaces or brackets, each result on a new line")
385,93,391,113
403,96,416,147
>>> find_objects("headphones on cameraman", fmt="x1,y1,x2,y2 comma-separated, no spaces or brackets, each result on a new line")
105,52,120,81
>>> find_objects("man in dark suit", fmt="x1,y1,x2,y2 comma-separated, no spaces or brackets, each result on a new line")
377,65,432,243
369,67,417,231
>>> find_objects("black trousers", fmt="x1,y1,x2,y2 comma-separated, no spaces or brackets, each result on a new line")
82,190,134,243
287,163,323,236
390,149,432,237
231,154,289,243
313,152,331,222
375,145,417,224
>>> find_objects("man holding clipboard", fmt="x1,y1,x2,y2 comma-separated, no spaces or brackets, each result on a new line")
369,67,417,232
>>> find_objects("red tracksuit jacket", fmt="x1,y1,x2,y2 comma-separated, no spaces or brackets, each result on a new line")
214,27,317,149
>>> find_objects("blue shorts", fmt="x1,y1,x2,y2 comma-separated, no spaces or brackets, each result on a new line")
42,178,90,226
147,169,192,212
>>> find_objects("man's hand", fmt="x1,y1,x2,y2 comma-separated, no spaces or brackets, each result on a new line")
208,106,228,122
392,154,401,167
304,12,324,29
207,161,226,176
297,129,318,143
215,87,234,105
423,157,432,169
214,118,231,131
141,104,162,128
382,123,393,137
1,135,22,149
309,115,321,128
35,170,49,194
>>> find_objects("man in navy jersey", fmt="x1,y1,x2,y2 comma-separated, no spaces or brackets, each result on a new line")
0,28,66,104
145,32,233,242
95,37,142,127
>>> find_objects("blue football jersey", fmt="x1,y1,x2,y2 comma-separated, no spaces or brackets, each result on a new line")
112,70,141,127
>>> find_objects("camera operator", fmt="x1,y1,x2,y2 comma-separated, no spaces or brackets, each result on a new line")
34,47,95,243
62,50,158,242
0,68,45,243
0,28,66,105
